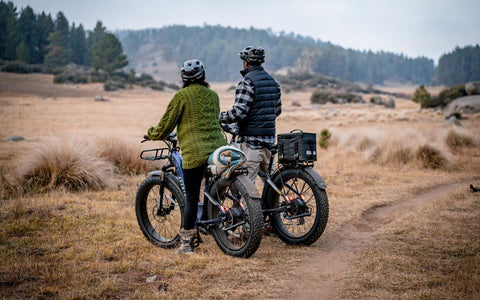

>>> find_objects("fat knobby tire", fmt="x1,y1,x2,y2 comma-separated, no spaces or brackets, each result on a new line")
270,168,329,245
209,178,263,258
135,175,184,248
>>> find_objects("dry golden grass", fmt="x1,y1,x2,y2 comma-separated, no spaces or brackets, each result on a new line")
17,137,113,193
0,183,303,299
95,135,155,175
1,72,480,299
343,184,480,299
328,126,463,169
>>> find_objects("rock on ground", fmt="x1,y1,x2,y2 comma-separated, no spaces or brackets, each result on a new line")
443,95,480,117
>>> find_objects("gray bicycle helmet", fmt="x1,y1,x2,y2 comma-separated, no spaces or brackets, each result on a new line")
239,46,265,65
181,59,205,82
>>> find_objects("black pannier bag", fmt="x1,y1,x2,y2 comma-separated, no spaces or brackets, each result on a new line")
277,129,317,163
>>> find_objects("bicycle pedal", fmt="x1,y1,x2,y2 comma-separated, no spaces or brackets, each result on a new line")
190,232,203,248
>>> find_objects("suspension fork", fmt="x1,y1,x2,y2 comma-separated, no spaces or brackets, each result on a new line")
155,164,174,216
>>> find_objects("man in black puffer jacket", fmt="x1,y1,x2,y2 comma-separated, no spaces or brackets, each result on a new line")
220,46,282,181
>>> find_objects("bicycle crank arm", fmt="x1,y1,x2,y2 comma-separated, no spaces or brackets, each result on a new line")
284,212,311,220
221,220,246,232
262,207,284,214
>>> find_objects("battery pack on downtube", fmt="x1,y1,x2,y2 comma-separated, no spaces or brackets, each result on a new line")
267,178,283,196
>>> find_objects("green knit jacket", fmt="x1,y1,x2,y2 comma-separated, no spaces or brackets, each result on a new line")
147,84,226,169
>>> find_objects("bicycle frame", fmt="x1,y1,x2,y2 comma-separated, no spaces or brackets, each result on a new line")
140,135,238,229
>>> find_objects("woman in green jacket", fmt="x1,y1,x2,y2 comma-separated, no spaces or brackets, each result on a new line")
145,59,226,254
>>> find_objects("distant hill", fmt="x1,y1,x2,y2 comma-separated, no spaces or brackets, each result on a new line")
115,25,435,84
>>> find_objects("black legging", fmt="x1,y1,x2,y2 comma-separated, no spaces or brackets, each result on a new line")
182,164,207,230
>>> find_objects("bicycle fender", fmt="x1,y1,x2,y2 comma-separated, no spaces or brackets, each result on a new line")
148,170,163,177
303,167,327,189
235,175,261,199
148,171,184,193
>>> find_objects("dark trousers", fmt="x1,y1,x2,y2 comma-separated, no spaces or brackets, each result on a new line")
182,164,207,230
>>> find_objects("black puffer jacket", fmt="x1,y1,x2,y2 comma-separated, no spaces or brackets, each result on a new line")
238,66,281,137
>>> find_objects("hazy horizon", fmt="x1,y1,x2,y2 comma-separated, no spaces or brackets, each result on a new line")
8,0,480,63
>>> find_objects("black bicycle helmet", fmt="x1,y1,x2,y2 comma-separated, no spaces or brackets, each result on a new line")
239,46,265,65
180,59,205,82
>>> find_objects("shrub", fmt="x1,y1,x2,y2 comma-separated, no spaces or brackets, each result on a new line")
167,83,181,91
110,74,127,83
137,73,156,87
53,63,91,83
1,61,29,73
104,80,125,91
90,69,108,83
311,90,332,104
17,138,112,193
437,84,467,106
150,83,165,91
319,129,331,149
336,92,363,103
412,85,431,108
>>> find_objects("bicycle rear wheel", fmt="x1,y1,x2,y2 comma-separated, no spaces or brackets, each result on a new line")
135,175,184,248
208,177,263,258
269,168,329,245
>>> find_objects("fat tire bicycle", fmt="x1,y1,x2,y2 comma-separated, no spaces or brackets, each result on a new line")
135,133,263,258
221,125,330,246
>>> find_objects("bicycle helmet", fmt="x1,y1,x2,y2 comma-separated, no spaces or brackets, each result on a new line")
239,46,265,65
208,146,247,179
181,59,205,82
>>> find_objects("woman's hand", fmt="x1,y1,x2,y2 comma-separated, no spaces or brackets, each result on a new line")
141,134,150,143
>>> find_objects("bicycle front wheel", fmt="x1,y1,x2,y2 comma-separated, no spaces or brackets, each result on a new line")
269,168,329,245
208,177,263,258
135,175,184,248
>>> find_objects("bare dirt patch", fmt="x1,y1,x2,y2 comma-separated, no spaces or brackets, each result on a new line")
283,179,475,300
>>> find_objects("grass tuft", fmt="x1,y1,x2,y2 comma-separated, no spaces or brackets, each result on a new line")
17,137,113,193
415,144,449,169
95,136,151,175
0,167,21,200
331,127,454,169
445,127,475,150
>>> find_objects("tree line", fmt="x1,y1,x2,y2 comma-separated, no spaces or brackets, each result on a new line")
116,25,437,84
1,0,478,87
435,45,480,86
0,1,127,73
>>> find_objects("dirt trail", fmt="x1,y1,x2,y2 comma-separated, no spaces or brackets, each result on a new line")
283,179,472,300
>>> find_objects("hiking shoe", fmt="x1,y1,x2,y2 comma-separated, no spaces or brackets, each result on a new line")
176,228,196,255
176,241,194,254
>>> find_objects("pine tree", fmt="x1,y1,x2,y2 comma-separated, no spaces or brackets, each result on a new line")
18,6,37,64
92,33,128,74
86,21,106,65
15,39,29,62
0,1,20,60
45,11,70,68
436,45,480,85
412,85,431,108
35,11,53,64
70,23,87,65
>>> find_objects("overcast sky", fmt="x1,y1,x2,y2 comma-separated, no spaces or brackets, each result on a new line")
10,0,480,63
